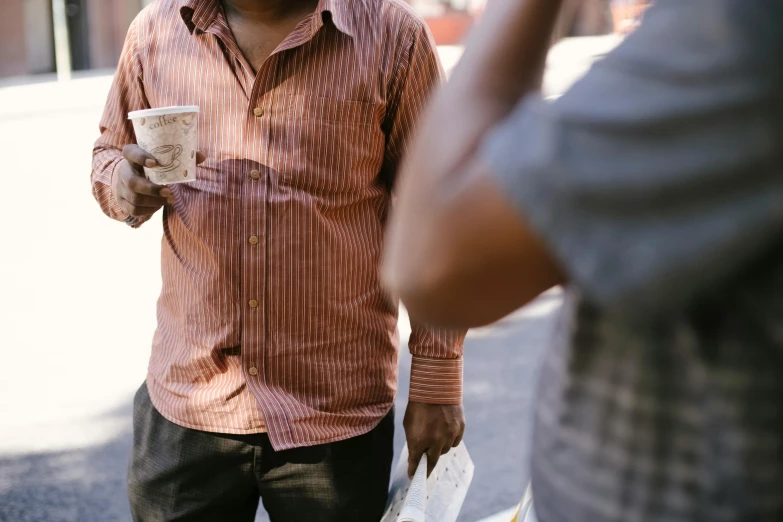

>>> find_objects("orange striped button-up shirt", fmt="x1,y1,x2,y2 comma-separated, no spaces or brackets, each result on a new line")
91,0,465,450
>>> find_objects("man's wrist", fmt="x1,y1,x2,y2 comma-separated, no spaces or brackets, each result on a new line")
409,355,463,404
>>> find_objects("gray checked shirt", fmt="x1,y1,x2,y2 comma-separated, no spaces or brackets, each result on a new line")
482,1,783,521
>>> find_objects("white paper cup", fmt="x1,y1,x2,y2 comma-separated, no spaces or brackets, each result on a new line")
128,106,199,185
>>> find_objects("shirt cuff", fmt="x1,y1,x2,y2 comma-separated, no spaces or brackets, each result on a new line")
409,356,463,405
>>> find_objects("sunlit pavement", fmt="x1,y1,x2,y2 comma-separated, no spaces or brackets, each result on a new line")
0,38,617,522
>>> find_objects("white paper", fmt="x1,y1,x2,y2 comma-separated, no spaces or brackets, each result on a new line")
397,454,427,522
381,443,474,522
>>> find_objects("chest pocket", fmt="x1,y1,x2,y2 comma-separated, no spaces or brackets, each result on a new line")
272,95,385,195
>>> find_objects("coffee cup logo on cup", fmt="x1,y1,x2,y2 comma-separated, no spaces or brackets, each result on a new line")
128,106,199,186
151,144,183,172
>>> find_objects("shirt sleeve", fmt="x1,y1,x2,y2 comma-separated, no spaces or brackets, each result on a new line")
408,322,466,405
91,18,151,228
381,16,445,187
481,0,783,318
384,18,467,404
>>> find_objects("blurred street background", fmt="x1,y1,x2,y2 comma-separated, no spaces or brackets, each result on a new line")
0,1,645,521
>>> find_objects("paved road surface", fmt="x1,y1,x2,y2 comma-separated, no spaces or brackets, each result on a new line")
0,38,616,522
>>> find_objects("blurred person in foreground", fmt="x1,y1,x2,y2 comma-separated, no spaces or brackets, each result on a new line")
91,0,466,520
552,0,612,40
384,0,783,520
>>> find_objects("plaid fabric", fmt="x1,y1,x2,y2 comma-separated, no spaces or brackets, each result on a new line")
481,1,783,520
530,290,783,522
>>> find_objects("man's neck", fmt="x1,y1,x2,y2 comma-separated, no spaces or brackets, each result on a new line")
221,0,319,23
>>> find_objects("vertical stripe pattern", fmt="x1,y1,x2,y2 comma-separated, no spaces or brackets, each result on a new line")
91,0,465,451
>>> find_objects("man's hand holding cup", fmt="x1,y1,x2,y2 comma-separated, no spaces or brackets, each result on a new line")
112,145,206,218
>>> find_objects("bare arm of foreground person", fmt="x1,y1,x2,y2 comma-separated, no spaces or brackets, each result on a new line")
384,0,783,328
384,0,566,327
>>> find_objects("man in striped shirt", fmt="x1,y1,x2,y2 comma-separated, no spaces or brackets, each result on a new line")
91,0,466,520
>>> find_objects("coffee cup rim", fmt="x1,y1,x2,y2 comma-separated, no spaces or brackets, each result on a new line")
128,106,199,120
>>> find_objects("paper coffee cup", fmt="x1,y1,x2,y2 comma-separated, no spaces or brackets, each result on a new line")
128,106,199,185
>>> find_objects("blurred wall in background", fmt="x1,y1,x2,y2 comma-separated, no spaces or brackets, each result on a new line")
0,0,37,78
25,0,56,74
0,0,144,80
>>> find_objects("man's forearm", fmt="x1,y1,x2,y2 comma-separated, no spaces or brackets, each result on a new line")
390,0,563,242
451,0,563,114
383,0,564,313
414,0,563,176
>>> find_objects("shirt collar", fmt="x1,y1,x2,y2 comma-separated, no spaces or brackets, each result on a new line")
315,0,354,37
179,0,354,37
180,0,222,34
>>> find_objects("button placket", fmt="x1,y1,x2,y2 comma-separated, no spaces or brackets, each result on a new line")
244,164,263,384
243,57,281,407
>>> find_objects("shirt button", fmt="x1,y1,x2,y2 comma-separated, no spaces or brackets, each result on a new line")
248,367,258,376
250,169,261,180
249,235,259,245
249,299,259,309
253,107,264,117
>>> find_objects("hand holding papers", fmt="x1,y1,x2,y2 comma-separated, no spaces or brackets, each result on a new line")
381,443,474,522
